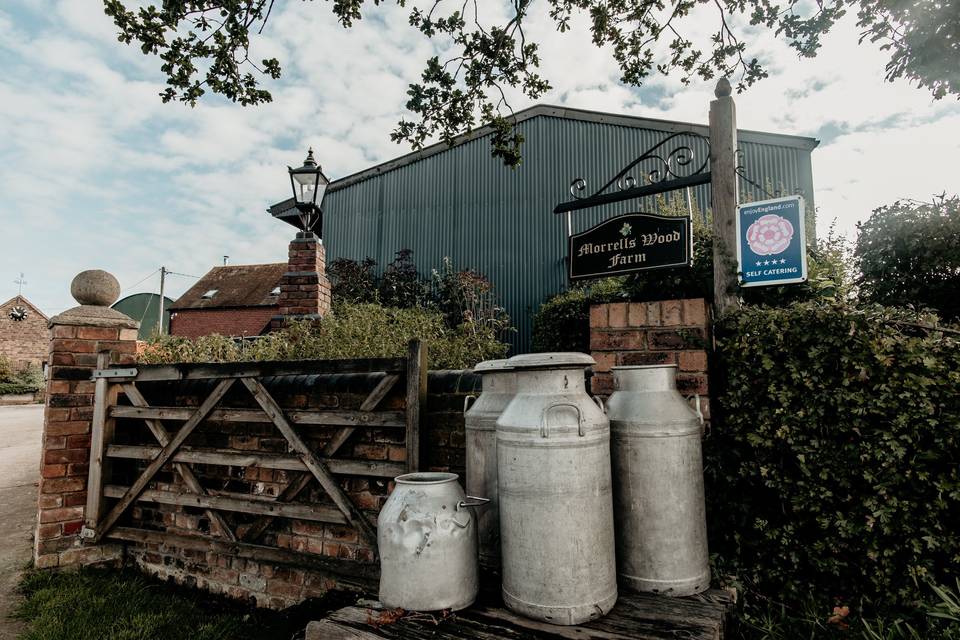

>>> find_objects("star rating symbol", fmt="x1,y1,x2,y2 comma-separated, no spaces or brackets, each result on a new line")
755,261,762,266
780,258,787,264
763,260,771,266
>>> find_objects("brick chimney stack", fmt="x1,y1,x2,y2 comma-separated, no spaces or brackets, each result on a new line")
272,231,331,329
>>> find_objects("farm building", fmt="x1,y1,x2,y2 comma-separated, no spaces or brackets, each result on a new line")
167,263,286,338
0,295,48,368
271,104,819,352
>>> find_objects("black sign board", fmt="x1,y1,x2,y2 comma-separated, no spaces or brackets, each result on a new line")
569,213,692,281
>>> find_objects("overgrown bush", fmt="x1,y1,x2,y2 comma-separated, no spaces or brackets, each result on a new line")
378,249,429,308
328,256,378,303
708,302,960,616
0,357,43,395
328,250,513,344
531,278,626,352
139,304,507,369
856,194,960,322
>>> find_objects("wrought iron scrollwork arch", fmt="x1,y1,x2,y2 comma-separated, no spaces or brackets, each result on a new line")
566,131,710,204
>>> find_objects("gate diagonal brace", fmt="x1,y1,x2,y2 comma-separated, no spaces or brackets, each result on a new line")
240,378,380,549
92,378,237,542
239,374,399,544
121,383,237,541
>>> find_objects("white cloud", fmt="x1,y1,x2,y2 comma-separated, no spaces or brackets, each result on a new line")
0,0,957,316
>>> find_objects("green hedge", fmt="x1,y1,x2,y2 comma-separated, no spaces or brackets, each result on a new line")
708,302,960,611
139,303,508,369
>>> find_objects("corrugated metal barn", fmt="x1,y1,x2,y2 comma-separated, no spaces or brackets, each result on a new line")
273,105,818,353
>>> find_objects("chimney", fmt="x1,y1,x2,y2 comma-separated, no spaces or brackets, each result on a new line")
272,231,331,329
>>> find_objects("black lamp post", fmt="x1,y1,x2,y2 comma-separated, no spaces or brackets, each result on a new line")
288,147,329,237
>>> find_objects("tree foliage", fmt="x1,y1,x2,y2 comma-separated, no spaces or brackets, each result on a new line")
103,0,960,165
855,194,960,322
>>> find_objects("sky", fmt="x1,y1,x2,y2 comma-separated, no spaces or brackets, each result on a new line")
1,0,958,317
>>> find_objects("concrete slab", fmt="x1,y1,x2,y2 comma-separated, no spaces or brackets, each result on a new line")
0,405,43,640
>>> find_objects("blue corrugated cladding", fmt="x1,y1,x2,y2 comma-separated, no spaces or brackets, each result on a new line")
323,115,815,354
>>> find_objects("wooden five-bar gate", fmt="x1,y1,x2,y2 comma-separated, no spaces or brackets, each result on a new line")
80,341,427,582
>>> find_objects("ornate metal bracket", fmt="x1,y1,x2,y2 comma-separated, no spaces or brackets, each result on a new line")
554,131,711,215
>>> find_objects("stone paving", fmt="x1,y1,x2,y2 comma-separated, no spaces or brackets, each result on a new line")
0,405,43,640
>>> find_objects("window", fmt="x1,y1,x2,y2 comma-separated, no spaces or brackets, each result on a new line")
201,289,218,299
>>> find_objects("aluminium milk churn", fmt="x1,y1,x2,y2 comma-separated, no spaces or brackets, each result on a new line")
496,352,618,625
464,359,516,571
606,365,710,596
378,472,489,611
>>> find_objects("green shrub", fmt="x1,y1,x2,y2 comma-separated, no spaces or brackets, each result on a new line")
708,302,960,613
856,194,960,321
378,249,429,308
139,303,507,369
0,354,13,382
328,256,378,304
531,278,626,352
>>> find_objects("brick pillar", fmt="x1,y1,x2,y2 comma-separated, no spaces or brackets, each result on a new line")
589,299,712,425
271,231,331,329
34,270,139,568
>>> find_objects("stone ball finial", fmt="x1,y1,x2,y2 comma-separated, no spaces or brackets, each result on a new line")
715,78,732,98
71,269,121,307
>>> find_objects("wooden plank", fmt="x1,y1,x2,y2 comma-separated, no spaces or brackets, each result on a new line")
110,406,406,428
405,340,427,473
101,485,363,524
709,79,741,317
121,384,236,541
305,620,383,640
238,374,400,544
241,378,379,548
105,444,406,478
92,378,236,542
318,589,732,640
84,352,118,534
106,527,378,590
126,358,407,382
359,374,400,412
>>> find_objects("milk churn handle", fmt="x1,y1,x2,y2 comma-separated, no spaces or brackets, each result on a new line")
541,402,584,438
592,395,606,414
686,394,705,435
457,496,490,510
464,395,477,413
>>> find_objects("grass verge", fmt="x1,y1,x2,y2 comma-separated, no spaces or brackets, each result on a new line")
12,566,356,640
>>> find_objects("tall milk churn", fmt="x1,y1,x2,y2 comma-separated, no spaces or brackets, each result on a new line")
464,359,516,571
378,472,489,611
497,352,618,625
606,365,709,596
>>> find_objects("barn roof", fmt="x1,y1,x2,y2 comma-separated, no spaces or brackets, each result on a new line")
169,264,286,310
267,102,820,223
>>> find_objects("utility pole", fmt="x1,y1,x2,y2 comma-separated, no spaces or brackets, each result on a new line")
709,78,741,317
158,266,167,336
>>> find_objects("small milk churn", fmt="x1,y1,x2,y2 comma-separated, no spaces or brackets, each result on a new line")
464,359,516,571
606,365,710,596
497,352,618,626
378,472,489,611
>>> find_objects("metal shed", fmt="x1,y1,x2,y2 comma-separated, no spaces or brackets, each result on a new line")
272,105,818,353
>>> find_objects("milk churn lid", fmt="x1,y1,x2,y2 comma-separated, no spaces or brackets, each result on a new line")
506,352,596,369
472,358,513,373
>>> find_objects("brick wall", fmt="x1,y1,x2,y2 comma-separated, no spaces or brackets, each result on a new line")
0,297,48,367
589,299,711,423
36,318,139,568
103,370,477,609
169,307,277,339
272,232,331,329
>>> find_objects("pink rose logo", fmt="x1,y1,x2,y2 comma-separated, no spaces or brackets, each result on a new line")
746,214,794,255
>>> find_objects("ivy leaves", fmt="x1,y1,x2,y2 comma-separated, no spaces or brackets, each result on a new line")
103,0,960,166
